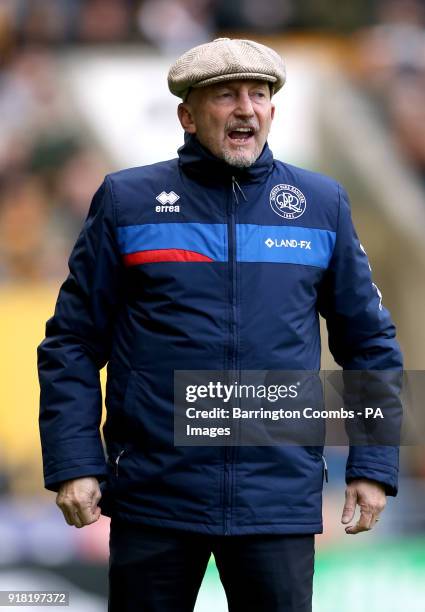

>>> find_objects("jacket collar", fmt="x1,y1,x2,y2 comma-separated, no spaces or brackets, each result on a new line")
177,133,274,185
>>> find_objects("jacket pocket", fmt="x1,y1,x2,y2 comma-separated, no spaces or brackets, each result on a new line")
110,369,174,448
104,367,136,440
305,446,328,483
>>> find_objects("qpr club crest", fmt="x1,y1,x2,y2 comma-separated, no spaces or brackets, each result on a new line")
270,184,307,220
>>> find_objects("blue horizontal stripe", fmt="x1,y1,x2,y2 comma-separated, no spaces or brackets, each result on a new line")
117,223,228,262
236,224,336,268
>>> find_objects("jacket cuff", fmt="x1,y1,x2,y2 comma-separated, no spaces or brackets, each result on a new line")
345,462,398,496
44,463,108,493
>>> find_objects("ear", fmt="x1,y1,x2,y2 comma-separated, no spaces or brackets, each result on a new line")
270,102,275,122
177,103,197,134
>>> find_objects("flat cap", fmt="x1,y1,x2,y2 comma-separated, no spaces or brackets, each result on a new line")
168,37,286,100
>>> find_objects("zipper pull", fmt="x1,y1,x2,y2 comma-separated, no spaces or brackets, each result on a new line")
115,449,126,478
322,455,329,483
232,176,239,204
232,176,247,203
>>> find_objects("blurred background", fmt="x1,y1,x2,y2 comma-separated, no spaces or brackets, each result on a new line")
1,0,425,610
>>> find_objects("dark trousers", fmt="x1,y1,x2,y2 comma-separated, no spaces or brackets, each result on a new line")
108,518,315,612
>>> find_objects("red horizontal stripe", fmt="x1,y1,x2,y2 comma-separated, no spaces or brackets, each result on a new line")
123,248,214,265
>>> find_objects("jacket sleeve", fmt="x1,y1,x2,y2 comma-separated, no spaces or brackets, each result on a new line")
37,177,122,492
318,184,403,496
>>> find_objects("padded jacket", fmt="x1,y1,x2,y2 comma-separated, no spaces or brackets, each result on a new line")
38,133,403,535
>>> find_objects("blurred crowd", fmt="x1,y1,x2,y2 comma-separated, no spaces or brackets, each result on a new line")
0,0,379,51
0,45,109,281
353,0,425,183
0,0,424,284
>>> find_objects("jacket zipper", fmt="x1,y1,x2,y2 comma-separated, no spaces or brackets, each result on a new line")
322,454,328,483
114,449,126,478
229,176,240,374
223,176,246,536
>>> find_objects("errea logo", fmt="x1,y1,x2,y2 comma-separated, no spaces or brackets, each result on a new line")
265,238,311,249
156,191,180,212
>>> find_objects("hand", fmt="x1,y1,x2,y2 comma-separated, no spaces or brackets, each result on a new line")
56,477,102,528
341,478,386,535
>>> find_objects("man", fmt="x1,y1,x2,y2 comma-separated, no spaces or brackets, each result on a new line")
38,38,402,611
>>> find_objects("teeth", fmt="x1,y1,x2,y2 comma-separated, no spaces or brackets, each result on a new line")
234,128,252,132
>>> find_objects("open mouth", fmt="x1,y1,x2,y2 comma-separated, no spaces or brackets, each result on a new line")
227,127,255,143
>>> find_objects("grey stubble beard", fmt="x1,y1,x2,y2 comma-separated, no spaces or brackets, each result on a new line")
222,143,262,168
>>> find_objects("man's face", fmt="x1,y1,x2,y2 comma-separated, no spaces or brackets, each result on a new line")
178,80,275,168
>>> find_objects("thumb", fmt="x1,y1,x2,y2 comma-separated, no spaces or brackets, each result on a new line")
341,487,357,524
90,487,102,517
92,506,101,521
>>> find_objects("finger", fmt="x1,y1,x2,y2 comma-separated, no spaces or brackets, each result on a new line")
57,497,84,527
92,506,102,522
91,492,102,513
341,488,357,524
61,509,75,526
345,508,373,534
77,505,100,526
57,487,101,527
63,506,81,527
72,511,83,528
369,514,381,530
56,499,75,526
75,493,102,525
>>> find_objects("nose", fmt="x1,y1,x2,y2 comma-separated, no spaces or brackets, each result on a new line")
234,90,255,118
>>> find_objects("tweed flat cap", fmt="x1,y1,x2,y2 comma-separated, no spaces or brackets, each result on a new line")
168,37,286,100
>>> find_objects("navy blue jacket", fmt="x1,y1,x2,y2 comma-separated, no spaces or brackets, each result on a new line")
38,133,402,535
